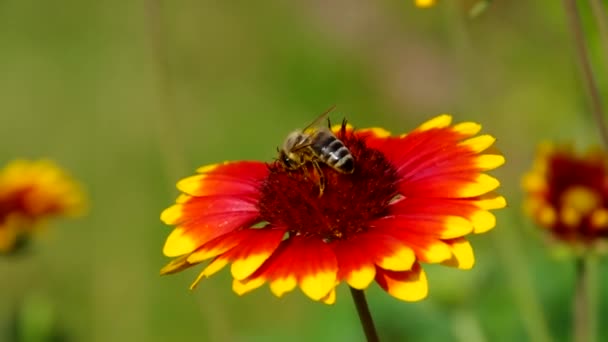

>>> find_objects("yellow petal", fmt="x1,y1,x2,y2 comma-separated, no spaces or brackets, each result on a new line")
320,288,336,305
417,114,452,131
418,241,452,263
440,216,474,239
231,252,273,280
358,127,391,137
345,265,376,290
176,175,205,194
475,154,505,170
474,194,507,210
202,257,229,278
160,204,183,225
384,268,428,301
471,210,496,233
442,239,475,269
460,135,496,153
331,123,354,133
163,227,197,257
176,194,191,203
196,163,220,173
233,277,266,296
160,255,191,275
187,244,232,264
452,122,482,136
457,174,500,197
190,257,230,290
300,270,337,301
376,246,416,271
270,276,298,297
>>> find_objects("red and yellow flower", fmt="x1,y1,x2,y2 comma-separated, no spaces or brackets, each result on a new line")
523,143,608,247
0,160,85,253
160,115,505,303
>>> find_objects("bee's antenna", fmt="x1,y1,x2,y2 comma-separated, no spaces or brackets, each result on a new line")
339,117,350,135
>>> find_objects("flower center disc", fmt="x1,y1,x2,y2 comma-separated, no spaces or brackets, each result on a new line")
258,129,399,241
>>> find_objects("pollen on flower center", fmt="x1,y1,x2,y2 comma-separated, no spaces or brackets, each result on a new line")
560,186,601,216
258,129,399,241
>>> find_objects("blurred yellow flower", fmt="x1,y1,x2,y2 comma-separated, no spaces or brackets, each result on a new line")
522,143,608,248
0,160,86,253
415,0,436,8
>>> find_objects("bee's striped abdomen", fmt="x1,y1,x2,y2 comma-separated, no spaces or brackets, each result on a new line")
311,130,355,174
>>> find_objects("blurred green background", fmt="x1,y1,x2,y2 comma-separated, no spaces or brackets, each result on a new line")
1,1,608,341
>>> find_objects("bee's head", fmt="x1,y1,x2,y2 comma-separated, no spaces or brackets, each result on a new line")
278,131,306,169
278,148,299,169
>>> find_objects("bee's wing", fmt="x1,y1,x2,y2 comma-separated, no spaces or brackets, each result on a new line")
290,135,314,152
302,105,336,133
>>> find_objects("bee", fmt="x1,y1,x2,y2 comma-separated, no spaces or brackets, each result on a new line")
278,106,355,196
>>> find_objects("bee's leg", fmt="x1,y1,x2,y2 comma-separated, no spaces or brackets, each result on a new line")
301,163,311,180
312,161,326,197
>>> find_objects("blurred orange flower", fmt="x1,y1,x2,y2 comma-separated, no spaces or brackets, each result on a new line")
0,160,86,253
160,115,505,303
523,143,608,248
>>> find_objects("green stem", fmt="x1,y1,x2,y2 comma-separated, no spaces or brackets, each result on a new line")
563,0,608,148
349,288,380,342
573,256,595,342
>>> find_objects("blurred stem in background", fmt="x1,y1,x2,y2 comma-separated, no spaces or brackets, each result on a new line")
563,1,605,341
442,3,553,342
449,308,486,342
589,0,608,70
143,1,232,341
563,0,608,148
573,255,597,342
144,0,187,184
350,288,379,342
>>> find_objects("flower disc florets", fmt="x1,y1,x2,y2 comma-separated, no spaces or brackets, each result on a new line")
259,124,399,241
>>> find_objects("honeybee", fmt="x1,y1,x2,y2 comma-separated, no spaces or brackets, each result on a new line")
278,107,355,196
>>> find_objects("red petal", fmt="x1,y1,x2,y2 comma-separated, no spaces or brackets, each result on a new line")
376,127,468,174
177,161,267,198
399,172,499,199
388,197,498,233
186,228,258,263
332,236,375,290
370,214,472,240
253,236,338,301
373,225,452,263
223,228,286,280
162,211,259,257
333,232,415,289
162,195,259,226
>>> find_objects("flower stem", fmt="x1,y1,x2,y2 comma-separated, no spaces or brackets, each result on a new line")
573,255,595,342
349,288,380,342
563,0,608,148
